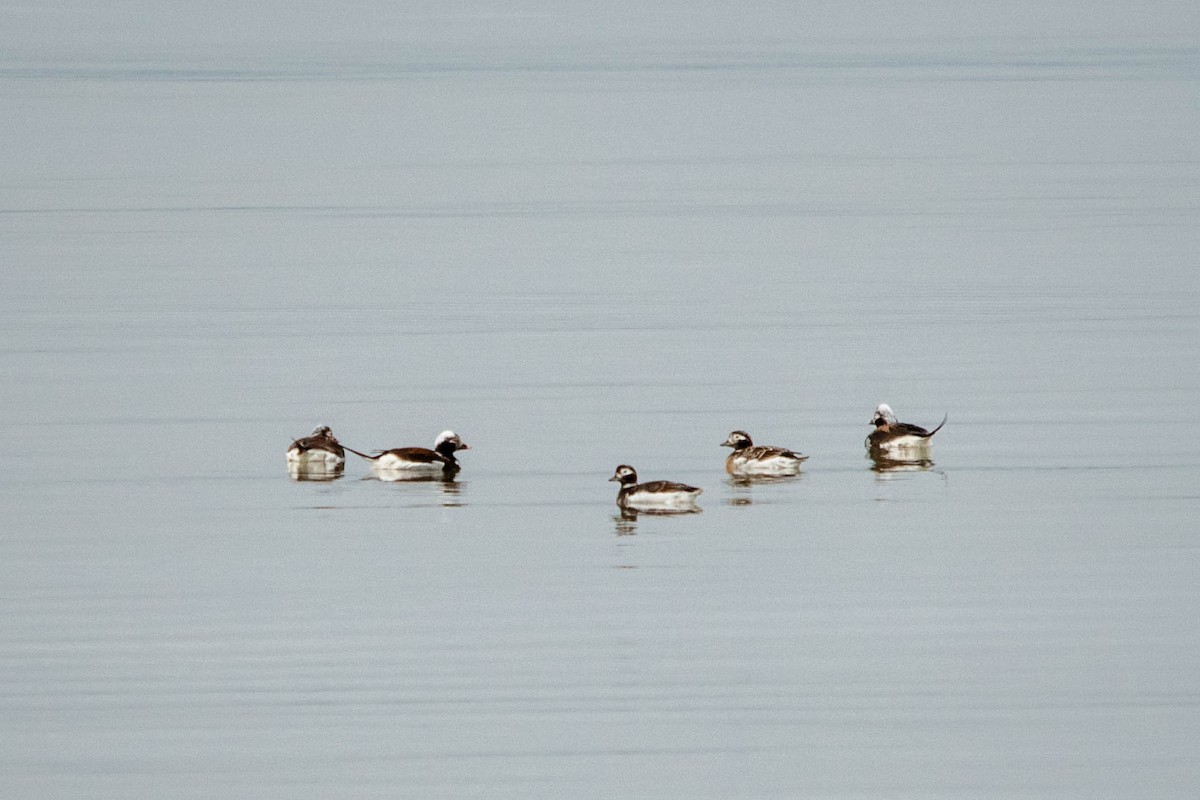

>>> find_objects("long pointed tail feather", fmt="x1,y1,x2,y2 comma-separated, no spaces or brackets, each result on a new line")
923,414,948,438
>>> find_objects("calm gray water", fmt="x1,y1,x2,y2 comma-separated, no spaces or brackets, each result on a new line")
3,3,1200,797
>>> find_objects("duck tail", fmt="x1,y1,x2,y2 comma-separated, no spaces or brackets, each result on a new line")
923,414,948,438
343,445,381,461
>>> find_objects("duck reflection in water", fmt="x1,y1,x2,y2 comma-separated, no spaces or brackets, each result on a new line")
724,471,803,507
613,504,700,536
868,451,934,475
435,477,465,507
288,460,345,482
366,471,465,506
614,509,639,536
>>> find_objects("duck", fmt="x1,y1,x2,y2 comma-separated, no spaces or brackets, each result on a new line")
608,464,702,510
866,404,947,454
286,425,345,467
720,430,808,476
345,430,469,475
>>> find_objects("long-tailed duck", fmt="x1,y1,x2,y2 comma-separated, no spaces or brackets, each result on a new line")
286,425,345,468
345,430,469,475
866,404,947,454
720,430,808,476
608,464,702,510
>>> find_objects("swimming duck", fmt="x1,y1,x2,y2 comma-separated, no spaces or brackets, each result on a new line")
608,464,702,510
345,430,469,475
286,425,345,468
720,430,808,476
866,404,946,454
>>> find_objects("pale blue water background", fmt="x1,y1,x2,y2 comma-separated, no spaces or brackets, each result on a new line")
2,3,1199,797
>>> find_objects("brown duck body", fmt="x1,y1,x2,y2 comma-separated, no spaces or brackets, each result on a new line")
287,425,345,466
866,405,946,453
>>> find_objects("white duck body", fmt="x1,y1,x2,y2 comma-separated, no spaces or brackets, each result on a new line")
374,449,451,472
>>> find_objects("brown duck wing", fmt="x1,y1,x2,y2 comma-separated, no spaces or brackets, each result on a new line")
293,435,344,456
897,414,948,439
636,480,699,494
893,422,932,437
745,445,806,461
380,447,449,464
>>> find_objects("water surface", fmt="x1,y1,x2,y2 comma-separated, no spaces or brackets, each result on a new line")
2,4,1199,797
